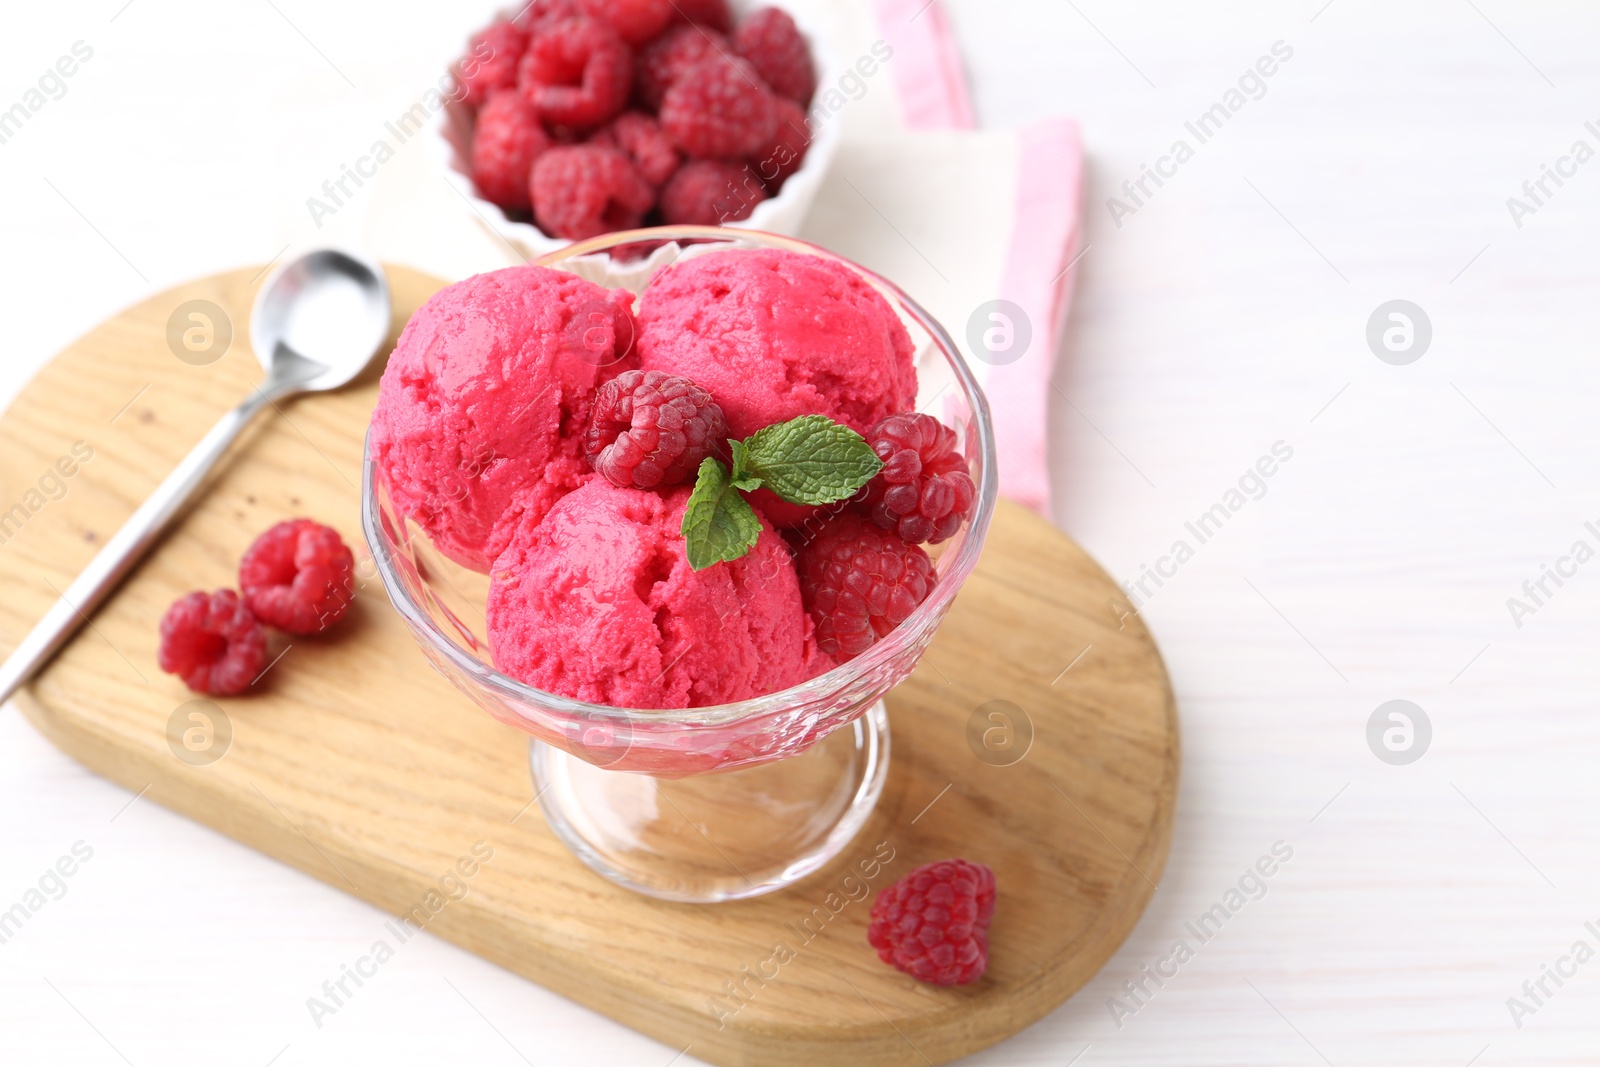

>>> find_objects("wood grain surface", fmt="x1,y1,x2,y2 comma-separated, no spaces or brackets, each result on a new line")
0,266,1178,1067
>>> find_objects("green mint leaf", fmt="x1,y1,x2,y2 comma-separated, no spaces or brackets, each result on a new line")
680,457,763,571
739,414,884,505
727,440,763,491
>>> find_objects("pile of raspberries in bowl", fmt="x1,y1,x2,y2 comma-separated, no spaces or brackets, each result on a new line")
443,0,837,253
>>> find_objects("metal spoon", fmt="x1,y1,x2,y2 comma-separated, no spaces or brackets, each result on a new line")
0,249,392,704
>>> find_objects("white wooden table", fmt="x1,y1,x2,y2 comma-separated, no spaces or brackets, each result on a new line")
2,1,1597,1063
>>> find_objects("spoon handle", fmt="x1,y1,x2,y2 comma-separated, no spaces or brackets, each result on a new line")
0,388,278,706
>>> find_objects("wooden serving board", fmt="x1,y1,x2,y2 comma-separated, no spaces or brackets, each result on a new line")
0,266,1178,1066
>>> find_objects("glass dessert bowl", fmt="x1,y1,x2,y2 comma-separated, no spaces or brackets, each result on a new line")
362,226,996,902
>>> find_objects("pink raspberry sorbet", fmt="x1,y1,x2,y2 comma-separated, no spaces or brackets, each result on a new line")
636,248,918,526
486,478,830,708
370,265,637,572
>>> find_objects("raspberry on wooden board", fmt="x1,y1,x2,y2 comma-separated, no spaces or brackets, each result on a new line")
238,520,357,635
157,590,269,696
868,859,996,986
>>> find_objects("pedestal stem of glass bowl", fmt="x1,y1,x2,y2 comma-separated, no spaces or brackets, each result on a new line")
529,700,891,903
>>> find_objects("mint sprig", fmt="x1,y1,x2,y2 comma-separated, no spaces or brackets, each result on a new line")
680,415,883,571
681,457,764,571
740,415,886,505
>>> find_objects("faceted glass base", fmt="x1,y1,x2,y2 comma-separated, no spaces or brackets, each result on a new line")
530,701,891,902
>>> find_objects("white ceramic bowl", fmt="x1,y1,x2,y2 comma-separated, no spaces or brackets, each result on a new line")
436,0,842,260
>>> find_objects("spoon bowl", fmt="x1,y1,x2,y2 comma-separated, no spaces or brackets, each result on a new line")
251,249,391,391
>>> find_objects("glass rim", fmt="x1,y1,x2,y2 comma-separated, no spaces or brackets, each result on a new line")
360,225,998,728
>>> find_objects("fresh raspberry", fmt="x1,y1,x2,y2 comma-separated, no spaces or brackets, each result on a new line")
531,144,655,239
609,238,671,262
660,57,778,159
659,159,766,224
731,7,816,106
584,370,727,488
634,24,730,110
855,414,976,545
459,18,529,109
592,111,680,187
579,0,673,45
471,90,552,211
670,0,734,33
518,16,633,132
797,513,936,659
157,590,269,696
868,859,996,986
239,520,357,635
515,0,586,31
748,97,810,192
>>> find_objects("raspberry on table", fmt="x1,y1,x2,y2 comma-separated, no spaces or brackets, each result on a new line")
592,111,680,187
659,159,766,225
868,859,996,986
670,0,734,33
855,413,975,545
471,90,552,211
460,18,529,109
518,16,633,132
660,57,778,159
634,24,730,110
731,7,816,106
584,370,727,489
157,589,269,696
239,519,357,635
796,512,936,659
532,144,655,239
579,0,673,45
748,97,810,193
